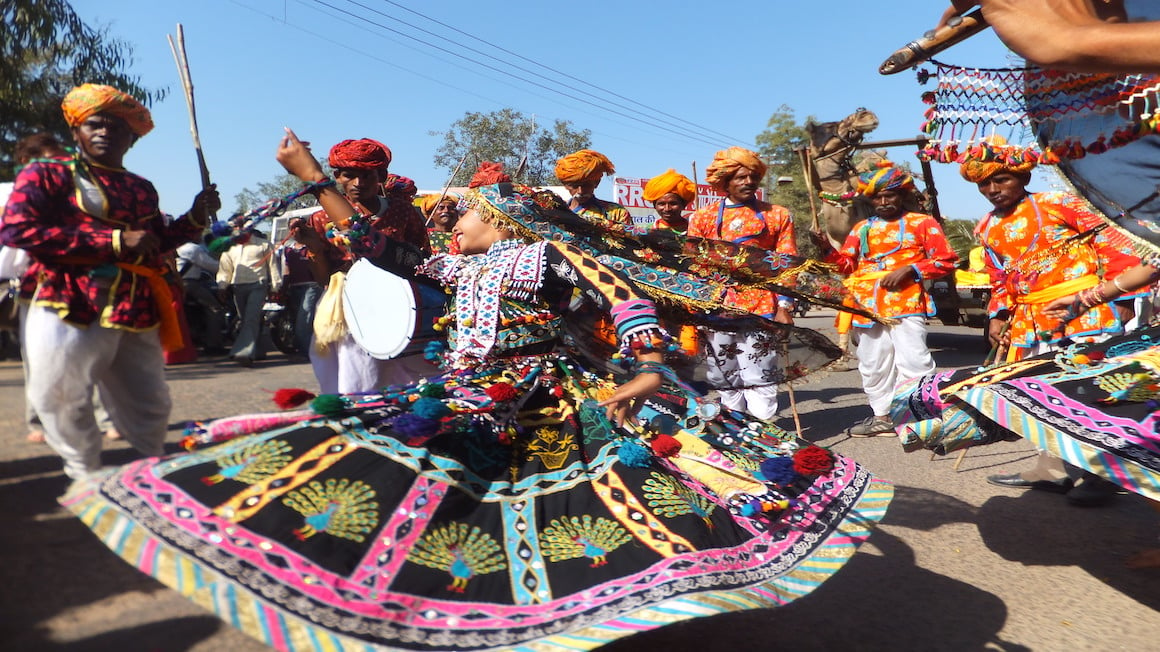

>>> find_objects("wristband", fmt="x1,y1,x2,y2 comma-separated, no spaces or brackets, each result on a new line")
1111,276,1130,294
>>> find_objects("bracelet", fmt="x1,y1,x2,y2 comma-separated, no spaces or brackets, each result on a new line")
303,178,336,195
1111,276,1130,294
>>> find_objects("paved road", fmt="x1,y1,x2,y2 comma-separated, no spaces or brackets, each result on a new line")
1,312,1156,651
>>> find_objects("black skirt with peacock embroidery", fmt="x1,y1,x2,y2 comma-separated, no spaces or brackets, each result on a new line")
63,354,892,651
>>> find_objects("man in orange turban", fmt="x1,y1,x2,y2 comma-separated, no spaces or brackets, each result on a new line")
959,140,1138,501
642,169,697,235
1,83,219,481
554,149,631,228
421,192,462,254
813,161,957,437
687,146,795,421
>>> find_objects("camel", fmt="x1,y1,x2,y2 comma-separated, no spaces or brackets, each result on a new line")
803,108,887,246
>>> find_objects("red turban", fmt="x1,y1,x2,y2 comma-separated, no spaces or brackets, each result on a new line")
555,150,615,183
642,169,697,204
328,138,392,172
469,161,512,188
61,84,154,137
704,147,766,191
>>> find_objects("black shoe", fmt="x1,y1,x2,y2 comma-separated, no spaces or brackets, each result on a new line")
1066,477,1118,507
986,473,1073,493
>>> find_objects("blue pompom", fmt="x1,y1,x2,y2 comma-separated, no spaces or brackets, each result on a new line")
617,439,652,468
210,220,234,237
411,396,452,420
739,502,759,517
759,456,798,486
393,413,439,438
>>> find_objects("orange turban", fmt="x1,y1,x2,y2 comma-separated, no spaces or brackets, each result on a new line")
420,192,461,214
328,138,392,172
857,161,915,197
704,147,766,191
61,84,153,137
642,169,696,204
959,135,1036,183
554,149,615,183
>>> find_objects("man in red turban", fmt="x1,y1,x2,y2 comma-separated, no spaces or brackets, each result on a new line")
687,147,795,421
289,137,431,393
554,149,631,228
0,83,219,481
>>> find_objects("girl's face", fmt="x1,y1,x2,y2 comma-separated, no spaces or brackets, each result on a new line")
453,208,511,254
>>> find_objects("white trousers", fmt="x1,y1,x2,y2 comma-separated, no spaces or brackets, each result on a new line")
702,329,780,420
310,332,433,394
855,316,936,417
24,305,171,479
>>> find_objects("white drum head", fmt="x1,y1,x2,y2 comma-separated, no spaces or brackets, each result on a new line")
342,259,417,359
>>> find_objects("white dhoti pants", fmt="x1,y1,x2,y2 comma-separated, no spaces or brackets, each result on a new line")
310,332,433,394
855,316,936,417
24,305,171,479
702,328,781,420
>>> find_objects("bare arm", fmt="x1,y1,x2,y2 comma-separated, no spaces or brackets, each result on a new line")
942,0,1159,73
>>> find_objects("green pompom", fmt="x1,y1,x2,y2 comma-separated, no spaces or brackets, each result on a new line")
418,383,446,398
310,394,347,416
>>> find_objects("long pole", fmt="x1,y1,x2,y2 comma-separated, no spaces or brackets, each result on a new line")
425,150,470,227
690,161,699,210
167,24,214,217
797,147,822,233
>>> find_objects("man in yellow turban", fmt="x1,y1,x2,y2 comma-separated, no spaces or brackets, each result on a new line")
642,169,697,235
687,146,796,421
813,161,957,437
554,149,631,228
960,140,1138,501
421,192,462,254
0,83,220,481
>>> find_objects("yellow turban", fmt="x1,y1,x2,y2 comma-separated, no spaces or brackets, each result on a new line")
958,135,1037,183
61,84,154,137
642,169,696,204
704,147,766,191
555,149,615,183
857,161,915,197
420,192,461,214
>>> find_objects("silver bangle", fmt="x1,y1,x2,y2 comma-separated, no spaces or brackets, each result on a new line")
1111,276,1130,294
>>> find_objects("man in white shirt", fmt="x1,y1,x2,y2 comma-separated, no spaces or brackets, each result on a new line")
176,237,226,355
217,228,281,366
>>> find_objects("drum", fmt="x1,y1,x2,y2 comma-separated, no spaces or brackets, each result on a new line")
342,258,448,360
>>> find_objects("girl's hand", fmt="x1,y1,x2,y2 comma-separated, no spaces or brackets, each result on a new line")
598,371,664,427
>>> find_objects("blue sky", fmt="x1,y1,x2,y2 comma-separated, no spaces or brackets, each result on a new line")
70,0,1034,220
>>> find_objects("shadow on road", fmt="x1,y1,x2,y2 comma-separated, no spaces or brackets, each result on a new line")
606,487,1026,651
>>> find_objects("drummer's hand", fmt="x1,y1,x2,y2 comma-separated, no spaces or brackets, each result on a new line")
187,184,221,224
599,352,664,427
1044,294,1079,321
276,128,327,183
879,266,916,290
987,316,1011,349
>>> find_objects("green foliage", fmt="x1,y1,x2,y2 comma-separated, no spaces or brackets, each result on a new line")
233,161,331,215
754,106,820,257
431,109,591,186
0,0,166,181
941,218,979,265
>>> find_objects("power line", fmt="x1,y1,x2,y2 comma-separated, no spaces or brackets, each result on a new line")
304,0,744,151
376,0,754,147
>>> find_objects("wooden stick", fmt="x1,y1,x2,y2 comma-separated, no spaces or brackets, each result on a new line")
797,147,822,233
167,24,214,217
690,162,699,211
953,447,969,471
424,150,470,227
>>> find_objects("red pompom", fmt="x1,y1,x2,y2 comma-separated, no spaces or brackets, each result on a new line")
485,382,519,402
1087,350,1106,361
650,433,683,458
792,445,835,476
273,388,316,409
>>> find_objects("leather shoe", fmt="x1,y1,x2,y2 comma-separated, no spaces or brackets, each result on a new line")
986,473,1073,493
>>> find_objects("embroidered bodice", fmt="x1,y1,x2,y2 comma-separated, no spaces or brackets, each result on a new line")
418,240,664,367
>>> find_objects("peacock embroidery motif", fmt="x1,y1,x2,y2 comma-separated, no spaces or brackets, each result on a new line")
642,472,717,528
282,478,380,543
538,515,631,567
201,439,293,485
407,523,508,593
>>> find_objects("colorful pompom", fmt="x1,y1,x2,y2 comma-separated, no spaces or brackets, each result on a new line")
310,394,347,416
793,445,836,476
485,382,519,402
650,433,682,458
411,396,452,420
759,456,798,486
617,439,653,468
392,413,439,439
